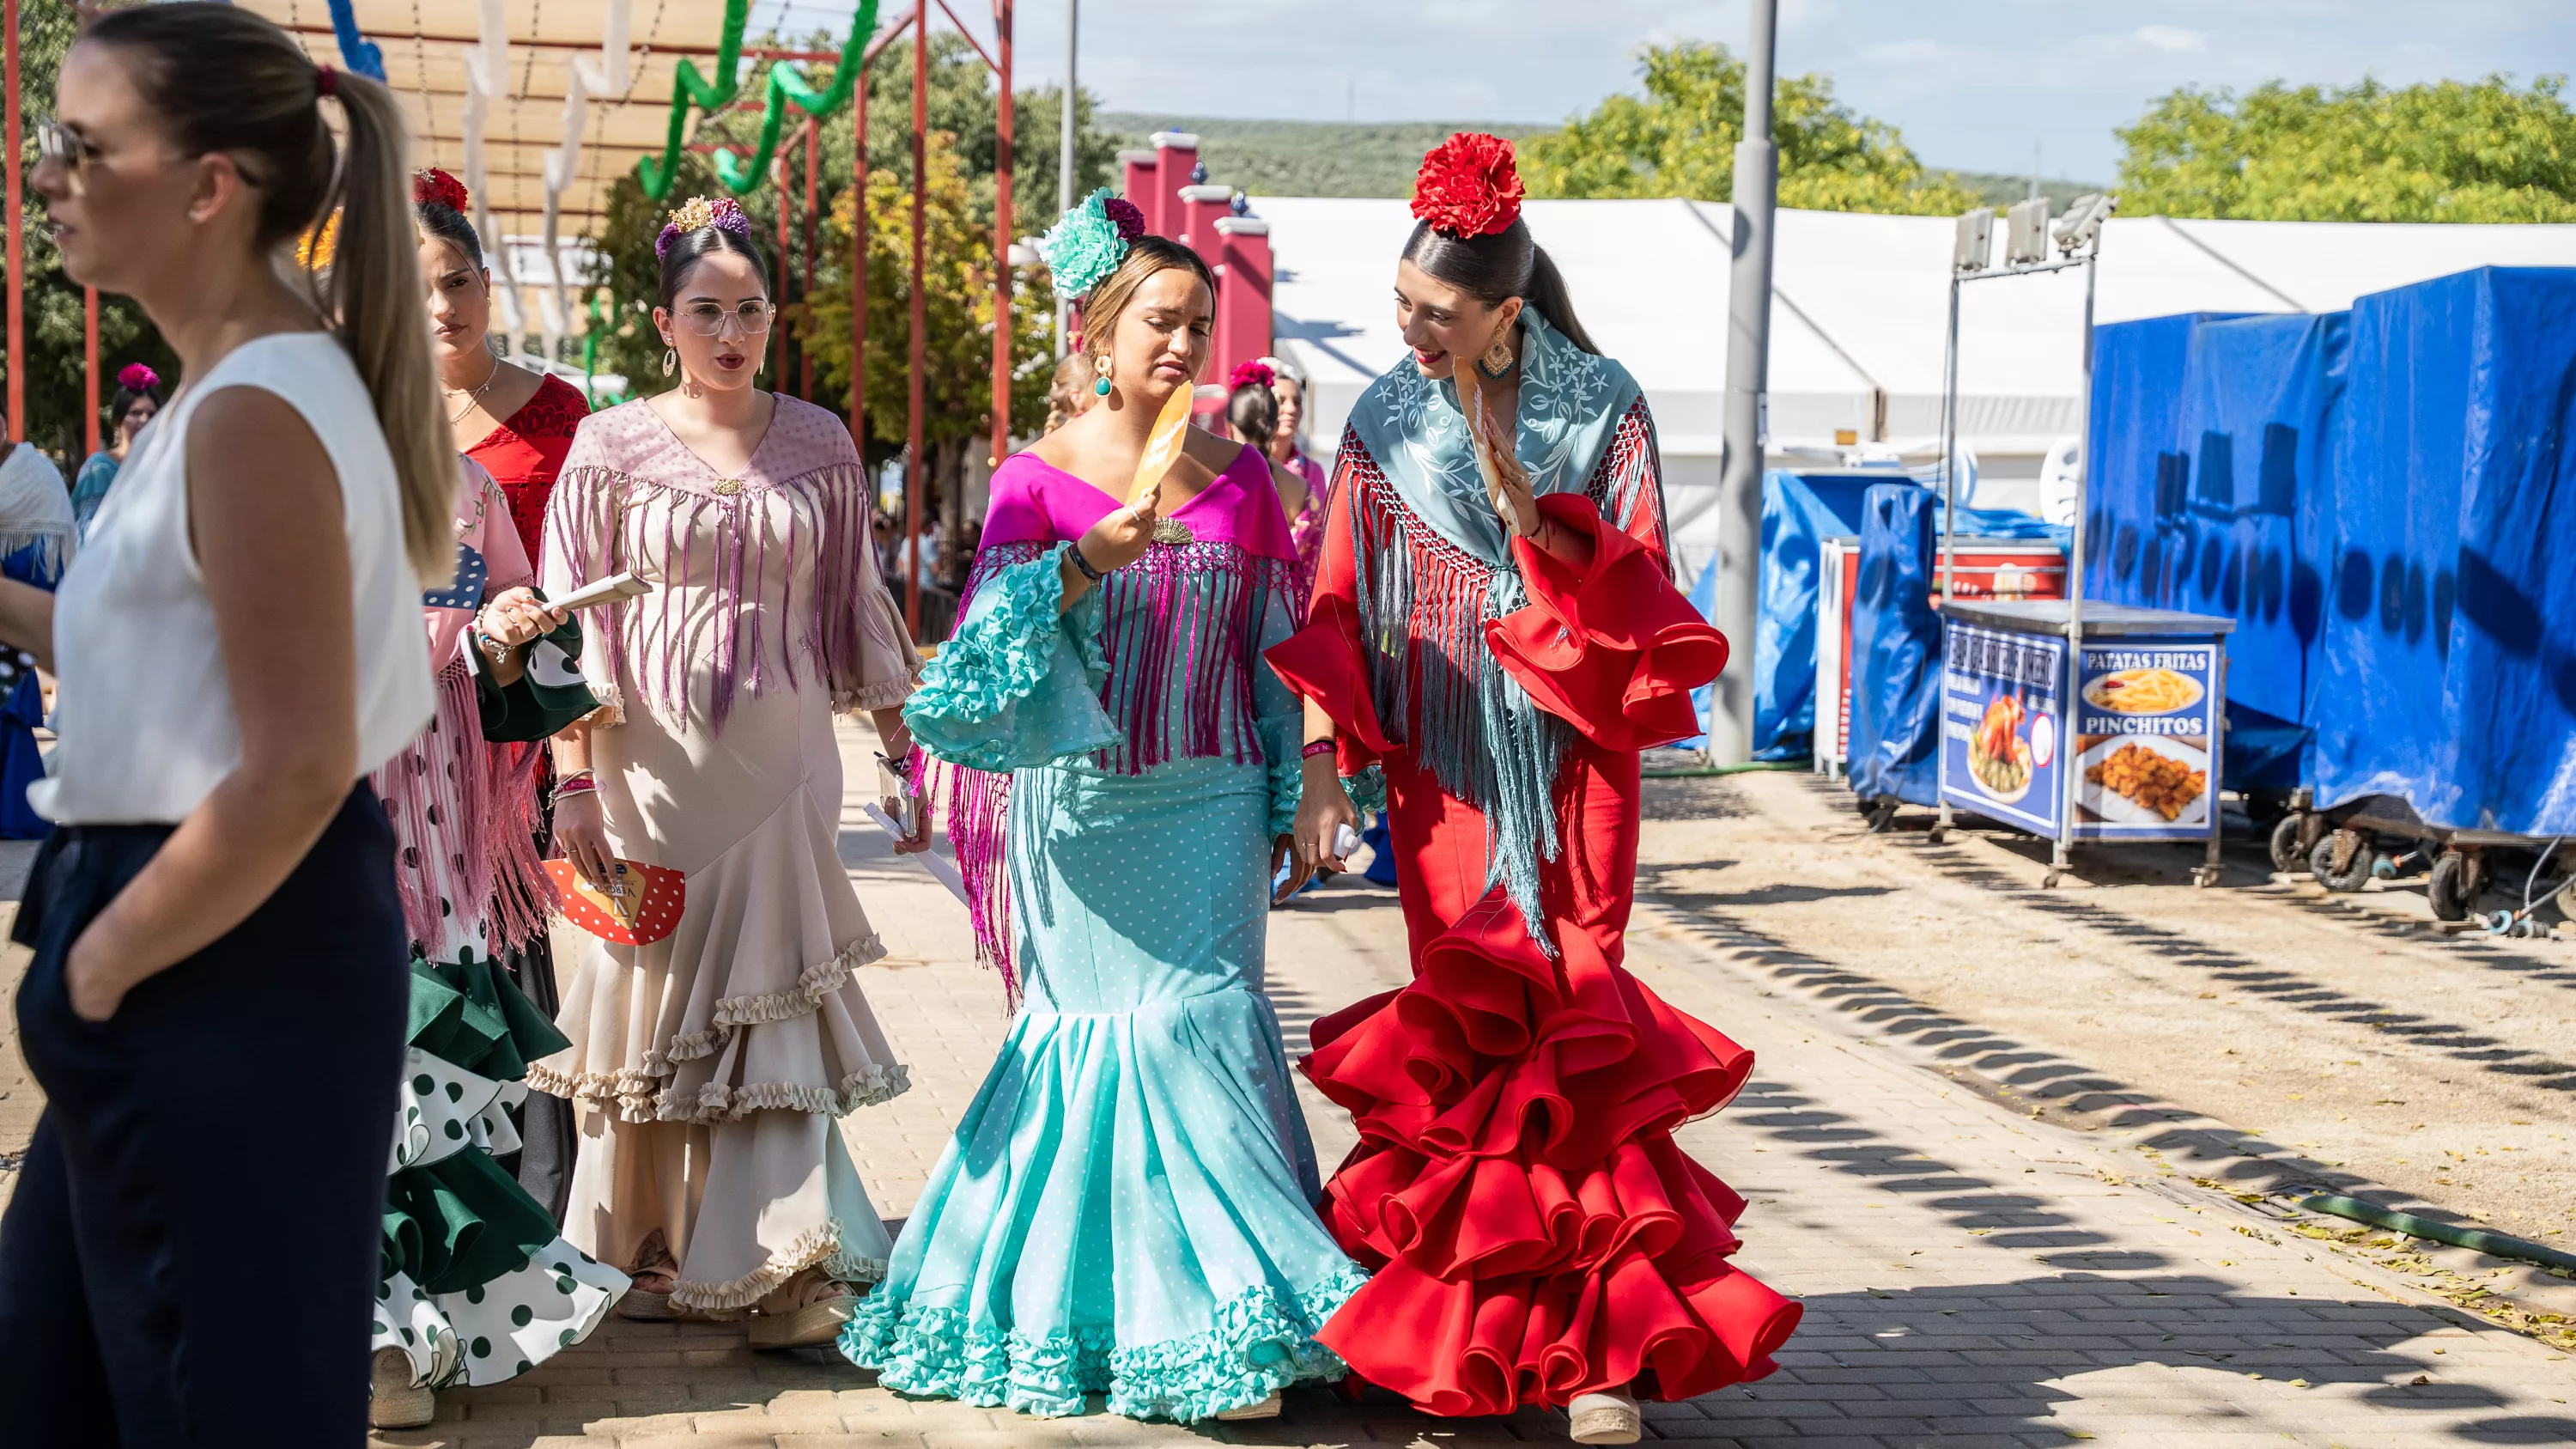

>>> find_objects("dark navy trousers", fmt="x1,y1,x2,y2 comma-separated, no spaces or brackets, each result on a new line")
0,787,409,1447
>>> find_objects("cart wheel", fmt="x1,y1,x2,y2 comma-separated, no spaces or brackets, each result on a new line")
2042,869,2062,889
2269,814,2308,874
2311,831,2374,893
1928,822,1948,844
2428,851,2480,922
1864,798,1900,833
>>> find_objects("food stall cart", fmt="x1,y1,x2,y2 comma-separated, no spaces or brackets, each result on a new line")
1934,600,2233,887
1818,536,2066,778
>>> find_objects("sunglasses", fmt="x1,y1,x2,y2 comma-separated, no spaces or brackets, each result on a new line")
35,118,100,189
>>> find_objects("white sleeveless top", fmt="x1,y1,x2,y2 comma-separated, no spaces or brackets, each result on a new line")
33,332,435,825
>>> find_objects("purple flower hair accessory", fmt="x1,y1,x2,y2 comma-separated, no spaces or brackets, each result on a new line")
117,363,161,393
1103,196,1146,241
655,196,755,260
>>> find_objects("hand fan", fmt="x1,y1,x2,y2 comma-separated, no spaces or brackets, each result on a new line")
544,858,685,946
1123,381,1199,519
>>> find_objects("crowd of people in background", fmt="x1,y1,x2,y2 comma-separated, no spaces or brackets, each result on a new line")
0,6,1796,1446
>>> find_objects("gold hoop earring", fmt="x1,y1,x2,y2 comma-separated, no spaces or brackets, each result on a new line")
661,348,677,378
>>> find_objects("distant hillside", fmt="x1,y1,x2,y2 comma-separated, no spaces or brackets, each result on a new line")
1951,171,2112,212
1098,113,1552,198
1099,113,2107,213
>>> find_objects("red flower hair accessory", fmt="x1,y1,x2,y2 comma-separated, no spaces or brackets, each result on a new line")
1227,360,1276,392
413,167,471,213
1411,132,1524,238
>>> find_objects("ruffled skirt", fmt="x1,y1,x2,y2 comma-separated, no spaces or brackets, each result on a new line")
1303,746,1803,1414
532,685,908,1309
841,759,1364,1420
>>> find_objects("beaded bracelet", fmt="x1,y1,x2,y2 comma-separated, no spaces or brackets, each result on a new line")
1300,739,1336,760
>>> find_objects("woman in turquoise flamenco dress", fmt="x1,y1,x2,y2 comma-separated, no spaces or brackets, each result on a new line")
837,204,1364,1422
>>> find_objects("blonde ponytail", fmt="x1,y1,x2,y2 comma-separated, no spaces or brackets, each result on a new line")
318,72,456,585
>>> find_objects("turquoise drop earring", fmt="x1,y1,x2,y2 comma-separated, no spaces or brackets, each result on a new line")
1093,358,1113,397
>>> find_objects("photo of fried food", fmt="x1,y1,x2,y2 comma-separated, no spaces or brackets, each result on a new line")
2083,667,2202,715
2085,741,2206,820
1967,695,2032,801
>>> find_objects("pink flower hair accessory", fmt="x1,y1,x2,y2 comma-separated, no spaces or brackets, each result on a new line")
117,363,160,393
655,196,754,260
1227,360,1276,392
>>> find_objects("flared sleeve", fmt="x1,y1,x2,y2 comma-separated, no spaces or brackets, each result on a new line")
902,542,1119,773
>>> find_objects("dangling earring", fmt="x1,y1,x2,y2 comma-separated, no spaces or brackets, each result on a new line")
1476,322,1517,381
661,347,677,378
1092,356,1113,397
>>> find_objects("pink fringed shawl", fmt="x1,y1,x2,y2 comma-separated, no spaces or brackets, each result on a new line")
541,394,919,734
944,441,1302,988
374,464,556,954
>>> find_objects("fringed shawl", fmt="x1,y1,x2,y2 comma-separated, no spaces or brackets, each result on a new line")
541,395,918,734
1338,318,1661,943
0,443,77,580
942,443,1303,990
375,465,555,955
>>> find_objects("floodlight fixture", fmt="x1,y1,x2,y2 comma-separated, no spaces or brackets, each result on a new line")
2006,197,2051,266
1953,206,1995,274
2054,192,2117,255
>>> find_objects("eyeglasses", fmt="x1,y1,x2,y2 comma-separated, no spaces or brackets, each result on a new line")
35,118,100,192
677,301,775,338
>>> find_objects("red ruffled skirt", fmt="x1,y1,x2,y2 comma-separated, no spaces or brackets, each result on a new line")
1303,743,1802,1414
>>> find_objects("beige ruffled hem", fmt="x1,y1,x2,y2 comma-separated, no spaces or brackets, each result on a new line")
668,1219,891,1312
843,674,919,713
526,936,907,1123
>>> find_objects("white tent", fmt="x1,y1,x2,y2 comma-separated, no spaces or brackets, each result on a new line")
1262,198,2576,578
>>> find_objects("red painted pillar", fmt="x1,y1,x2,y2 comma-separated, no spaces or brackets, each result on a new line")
83,288,101,457
1216,215,1273,392
802,120,818,403
904,0,927,634
990,0,1013,472
1116,149,1157,218
1177,185,1229,262
851,73,869,455
774,151,792,386
1148,130,1197,239
4,0,22,443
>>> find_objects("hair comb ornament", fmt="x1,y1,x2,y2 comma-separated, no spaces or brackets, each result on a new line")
1227,360,1276,392
654,196,754,260
295,210,342,271
1412,132,1525,239
413,167,471,213
117,363,159,393
1036,187,1147,303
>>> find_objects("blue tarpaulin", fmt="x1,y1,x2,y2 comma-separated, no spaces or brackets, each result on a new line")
1848,484,1941,805
2315,267,2576,836
1678,470,1880,757
2083,310,2325,788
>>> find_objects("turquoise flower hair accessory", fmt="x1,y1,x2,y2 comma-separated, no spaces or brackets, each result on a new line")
1038,187,1147,302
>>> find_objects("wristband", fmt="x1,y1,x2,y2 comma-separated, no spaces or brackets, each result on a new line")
1300,738,1336,760
555,776,599,797
1067,542,1107,582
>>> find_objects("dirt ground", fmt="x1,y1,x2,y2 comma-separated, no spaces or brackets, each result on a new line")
1629,766,2576,1248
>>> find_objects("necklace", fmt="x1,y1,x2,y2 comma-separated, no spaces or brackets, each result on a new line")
444,353,503,425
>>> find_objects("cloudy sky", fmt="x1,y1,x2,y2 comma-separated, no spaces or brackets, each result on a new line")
760,0,2574,182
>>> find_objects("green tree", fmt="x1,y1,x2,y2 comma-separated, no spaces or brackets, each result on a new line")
590,33,1114,403
2117,75,2576,222
3,0,182,470
1524,40,1981,216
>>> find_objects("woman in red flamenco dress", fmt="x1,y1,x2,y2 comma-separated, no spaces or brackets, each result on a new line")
1269,134,1802,1446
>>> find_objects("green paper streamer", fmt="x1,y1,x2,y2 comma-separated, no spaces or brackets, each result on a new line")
636,0,880,201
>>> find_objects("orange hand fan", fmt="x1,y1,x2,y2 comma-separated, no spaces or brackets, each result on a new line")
1123,381,1198,519
545,858,685,946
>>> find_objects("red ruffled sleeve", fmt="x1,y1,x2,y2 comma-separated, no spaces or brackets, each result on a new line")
1485,490,1727,753
1263,431,1394,766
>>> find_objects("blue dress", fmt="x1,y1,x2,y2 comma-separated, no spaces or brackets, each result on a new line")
841,449,1364,1421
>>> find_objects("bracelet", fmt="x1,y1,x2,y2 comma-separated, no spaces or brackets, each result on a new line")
477,629,514,665
1300,738,1336,760
554,776,599,797
1067,542,1107,582
556,768,597,786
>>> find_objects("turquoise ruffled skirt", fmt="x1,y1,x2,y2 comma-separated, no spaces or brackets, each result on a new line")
841,758,1364,1420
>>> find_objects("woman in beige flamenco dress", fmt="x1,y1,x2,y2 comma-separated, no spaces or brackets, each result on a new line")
531,202,926,1347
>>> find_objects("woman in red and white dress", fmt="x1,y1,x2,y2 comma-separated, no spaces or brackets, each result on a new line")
1272,135,1803,1446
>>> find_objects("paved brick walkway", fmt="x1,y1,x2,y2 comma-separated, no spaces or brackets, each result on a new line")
351,725,2576,1447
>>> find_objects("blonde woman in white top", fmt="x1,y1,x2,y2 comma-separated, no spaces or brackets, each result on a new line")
0,9,467,1446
